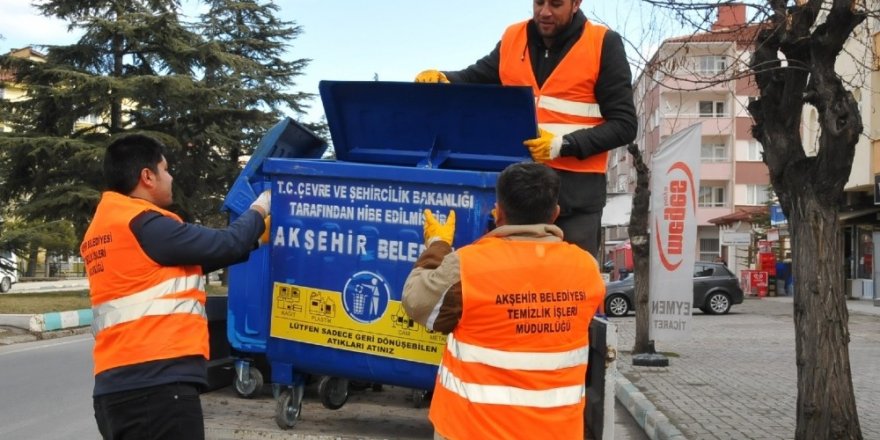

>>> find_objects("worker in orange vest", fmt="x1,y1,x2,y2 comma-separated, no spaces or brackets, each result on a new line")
416,0,636,258
81,134,270,440
403,162,605,439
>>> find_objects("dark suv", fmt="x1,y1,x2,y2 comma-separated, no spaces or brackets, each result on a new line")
603,262,744,317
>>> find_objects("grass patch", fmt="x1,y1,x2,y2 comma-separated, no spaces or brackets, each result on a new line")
0,284,228,314
0,290,91,314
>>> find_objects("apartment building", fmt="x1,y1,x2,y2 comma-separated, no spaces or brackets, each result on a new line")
615,3,769,277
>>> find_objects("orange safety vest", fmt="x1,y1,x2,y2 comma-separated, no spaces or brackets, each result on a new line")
429,237,604,440
81,191,207,376
499,20,609,173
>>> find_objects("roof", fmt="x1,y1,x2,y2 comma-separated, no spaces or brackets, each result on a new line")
601,193,633,227
665,23,768,47
708,206,768,225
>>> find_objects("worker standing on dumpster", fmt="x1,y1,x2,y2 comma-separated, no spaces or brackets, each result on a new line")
415,0,636,257
402,162,605,439
81,134,271,440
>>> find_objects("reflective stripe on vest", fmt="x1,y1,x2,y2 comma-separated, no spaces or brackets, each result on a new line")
500,20,609,173
446,332,588,371
537,95,603,119
92,274,206,334
436,364,586,408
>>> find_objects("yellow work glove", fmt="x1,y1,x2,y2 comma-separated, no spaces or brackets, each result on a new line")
415,69,450,83
423,209,456,246
259,215,271,245
523,128,563,163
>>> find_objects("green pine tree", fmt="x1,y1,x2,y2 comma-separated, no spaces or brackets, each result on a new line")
0,0,320,240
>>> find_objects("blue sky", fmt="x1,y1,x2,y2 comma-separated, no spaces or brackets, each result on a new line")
0,0,685,123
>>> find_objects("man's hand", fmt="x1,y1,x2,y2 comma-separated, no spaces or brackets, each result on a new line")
523,128,563,163
423,209,455,245
250,190,271,218
415,69,450,83
260,215,271,245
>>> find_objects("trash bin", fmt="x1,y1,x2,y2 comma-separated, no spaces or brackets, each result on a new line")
223,117,328,398
262,80,536,429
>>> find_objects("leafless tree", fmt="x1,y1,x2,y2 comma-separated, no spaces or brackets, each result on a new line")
750,1,864,438
624,1,871,438
626,143,652,355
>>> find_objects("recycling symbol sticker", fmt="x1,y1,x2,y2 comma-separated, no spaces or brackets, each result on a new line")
341,271,390,324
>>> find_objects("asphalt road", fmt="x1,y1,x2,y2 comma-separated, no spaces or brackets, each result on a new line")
0,334,97,439
0,330,646,440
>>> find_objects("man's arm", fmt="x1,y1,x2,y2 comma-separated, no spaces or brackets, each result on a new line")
132,209,265,273
402,241,462,334
442,43,502,84
561,30,637,159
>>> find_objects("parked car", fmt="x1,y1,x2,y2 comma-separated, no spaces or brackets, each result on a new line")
0,255,18,293
603,261,744,317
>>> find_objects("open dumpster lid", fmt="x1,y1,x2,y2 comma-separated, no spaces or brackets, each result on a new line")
319,81,537,171
222,117,327,215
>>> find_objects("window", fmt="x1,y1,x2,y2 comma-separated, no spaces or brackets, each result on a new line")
701,142,728,162
699,239,720,263
696,56,728,75
699,185,726,207
746,184,771,205
699,101,726,117
616,174,628,192
747,140,763,161
694,264,714,277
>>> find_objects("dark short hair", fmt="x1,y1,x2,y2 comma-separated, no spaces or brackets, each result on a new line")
103,134,166,194
496,162,560,225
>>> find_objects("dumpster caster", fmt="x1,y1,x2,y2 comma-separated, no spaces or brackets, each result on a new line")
275,385,304,429
233,363,263,398
412,389,430,408
318,376,349,410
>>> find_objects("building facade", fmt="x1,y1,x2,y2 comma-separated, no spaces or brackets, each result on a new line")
621,4,769,278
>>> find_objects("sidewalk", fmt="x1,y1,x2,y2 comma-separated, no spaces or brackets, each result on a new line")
0,278,92,335
614,296,880,440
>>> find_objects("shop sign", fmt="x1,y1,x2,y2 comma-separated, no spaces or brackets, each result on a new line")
721,231,751,245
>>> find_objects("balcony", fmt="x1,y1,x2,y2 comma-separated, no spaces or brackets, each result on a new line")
659,72,734,93
661,116,733,137
701,161,733,181
697,206,732,226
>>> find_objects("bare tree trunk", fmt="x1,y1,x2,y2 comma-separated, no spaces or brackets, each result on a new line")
750,2,864,438
627,143,651,354
790,199,859,439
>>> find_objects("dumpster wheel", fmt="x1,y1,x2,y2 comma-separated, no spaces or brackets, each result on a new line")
275,385,304,429
233,366,263,398
412,389,430,408
318,376,350,410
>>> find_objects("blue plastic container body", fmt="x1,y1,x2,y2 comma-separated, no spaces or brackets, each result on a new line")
225,117,327,356
263,160,499,389
228,81,536,389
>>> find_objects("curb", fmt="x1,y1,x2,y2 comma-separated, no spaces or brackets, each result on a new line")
615,373,686,440
28,309,92,332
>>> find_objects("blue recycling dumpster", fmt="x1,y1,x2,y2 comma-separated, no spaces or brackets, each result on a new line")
223,117,327,397
256,81,537,428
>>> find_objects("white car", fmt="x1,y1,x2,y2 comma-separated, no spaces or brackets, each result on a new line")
0,255,19,293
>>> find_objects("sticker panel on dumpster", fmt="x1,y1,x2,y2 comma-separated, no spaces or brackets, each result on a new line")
270,281,447,365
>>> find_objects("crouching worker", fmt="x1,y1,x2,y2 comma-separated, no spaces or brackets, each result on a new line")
402,162,605,439
81,134,270,440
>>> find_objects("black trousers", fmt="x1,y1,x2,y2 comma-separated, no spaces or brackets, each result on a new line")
555,210,603,258
93,382,204,440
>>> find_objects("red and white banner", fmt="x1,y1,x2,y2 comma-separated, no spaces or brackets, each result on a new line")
649,124,701,341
